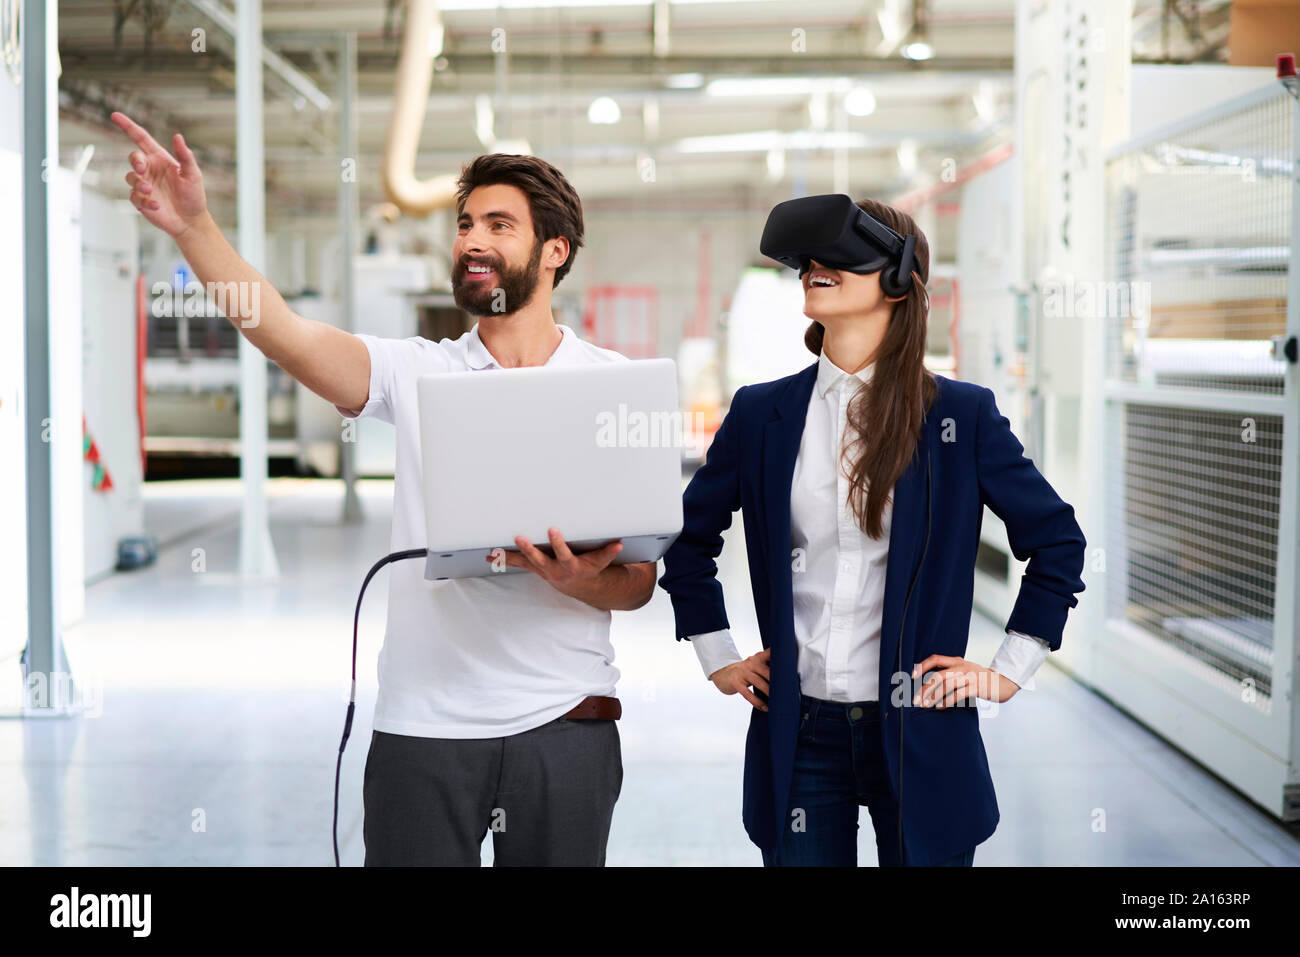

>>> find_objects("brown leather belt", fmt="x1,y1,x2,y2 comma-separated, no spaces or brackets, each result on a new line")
562,695,622,720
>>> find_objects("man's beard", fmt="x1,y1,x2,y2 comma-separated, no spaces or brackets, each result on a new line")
451,238,545,317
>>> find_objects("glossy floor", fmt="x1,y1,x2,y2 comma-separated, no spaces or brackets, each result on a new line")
1,477,1296,866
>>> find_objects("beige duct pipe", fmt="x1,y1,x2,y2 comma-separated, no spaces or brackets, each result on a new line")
381,0,459,216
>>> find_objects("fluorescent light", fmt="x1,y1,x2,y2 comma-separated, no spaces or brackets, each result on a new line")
665,72,704,89
588,96,622,124
678,131,783,153
844,87,876,117
438,0,643,9
706,77,820,97
901,41,933,60
382,0,784,10
677,130,869,153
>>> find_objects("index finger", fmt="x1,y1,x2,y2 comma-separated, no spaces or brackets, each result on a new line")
110,112,173,161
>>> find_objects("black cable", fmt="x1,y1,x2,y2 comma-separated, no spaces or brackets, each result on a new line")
334,547,428,867
896,450,932,867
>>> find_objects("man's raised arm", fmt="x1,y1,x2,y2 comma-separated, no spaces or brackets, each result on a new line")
111,111,370,413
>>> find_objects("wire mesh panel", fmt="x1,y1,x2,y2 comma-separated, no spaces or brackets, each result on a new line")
1105,87,1291,394
1104,85,1293,698
1105,401,1282,696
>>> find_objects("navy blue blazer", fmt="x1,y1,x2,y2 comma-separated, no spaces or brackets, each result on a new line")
657,361,1087,865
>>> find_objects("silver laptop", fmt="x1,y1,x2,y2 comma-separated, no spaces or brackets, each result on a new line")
417,357,684,580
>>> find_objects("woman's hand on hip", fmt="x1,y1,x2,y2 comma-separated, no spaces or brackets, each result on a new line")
709,648,771,711
911,654,1020,707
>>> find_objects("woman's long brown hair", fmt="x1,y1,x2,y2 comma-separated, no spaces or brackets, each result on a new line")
802,198,938,539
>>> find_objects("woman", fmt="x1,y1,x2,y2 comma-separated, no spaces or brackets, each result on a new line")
658,197,1086,867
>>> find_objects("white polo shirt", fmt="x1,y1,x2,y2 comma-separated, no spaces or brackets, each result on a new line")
336,321,629,738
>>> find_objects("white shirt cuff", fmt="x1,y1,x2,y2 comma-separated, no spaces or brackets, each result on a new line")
687,629,743,680
989,629,1050,692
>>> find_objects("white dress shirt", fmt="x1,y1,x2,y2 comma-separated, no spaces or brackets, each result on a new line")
688,350,1050,699
335,322,631,737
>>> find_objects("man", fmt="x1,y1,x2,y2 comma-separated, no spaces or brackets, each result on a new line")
110,112,656,866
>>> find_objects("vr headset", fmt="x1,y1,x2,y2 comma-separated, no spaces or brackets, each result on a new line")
759,193,918,298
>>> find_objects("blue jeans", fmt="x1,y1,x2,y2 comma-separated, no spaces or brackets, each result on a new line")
761,694,976,867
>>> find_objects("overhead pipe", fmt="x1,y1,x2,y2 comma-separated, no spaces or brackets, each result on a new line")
891,141,1013,214
381,0,460,216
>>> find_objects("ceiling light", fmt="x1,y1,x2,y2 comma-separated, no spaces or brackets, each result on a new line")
676,130,868,153
706,77,820,97
438,0,640,9
588,96,621,125
442,0,780,6
844,87,876,117
665,73,703,89
901,41,934,60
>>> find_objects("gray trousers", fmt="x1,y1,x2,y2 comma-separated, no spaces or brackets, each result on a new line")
362,716,622,866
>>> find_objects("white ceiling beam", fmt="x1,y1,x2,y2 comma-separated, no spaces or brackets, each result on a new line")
181,0,333,110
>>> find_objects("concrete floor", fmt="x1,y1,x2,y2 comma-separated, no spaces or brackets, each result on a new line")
2,476,1297,866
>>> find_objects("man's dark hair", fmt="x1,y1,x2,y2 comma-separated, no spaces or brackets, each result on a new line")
455,153,585,288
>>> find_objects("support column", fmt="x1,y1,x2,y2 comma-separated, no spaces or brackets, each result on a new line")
236,0,279,580
338,31,362,523
22,0,70,712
